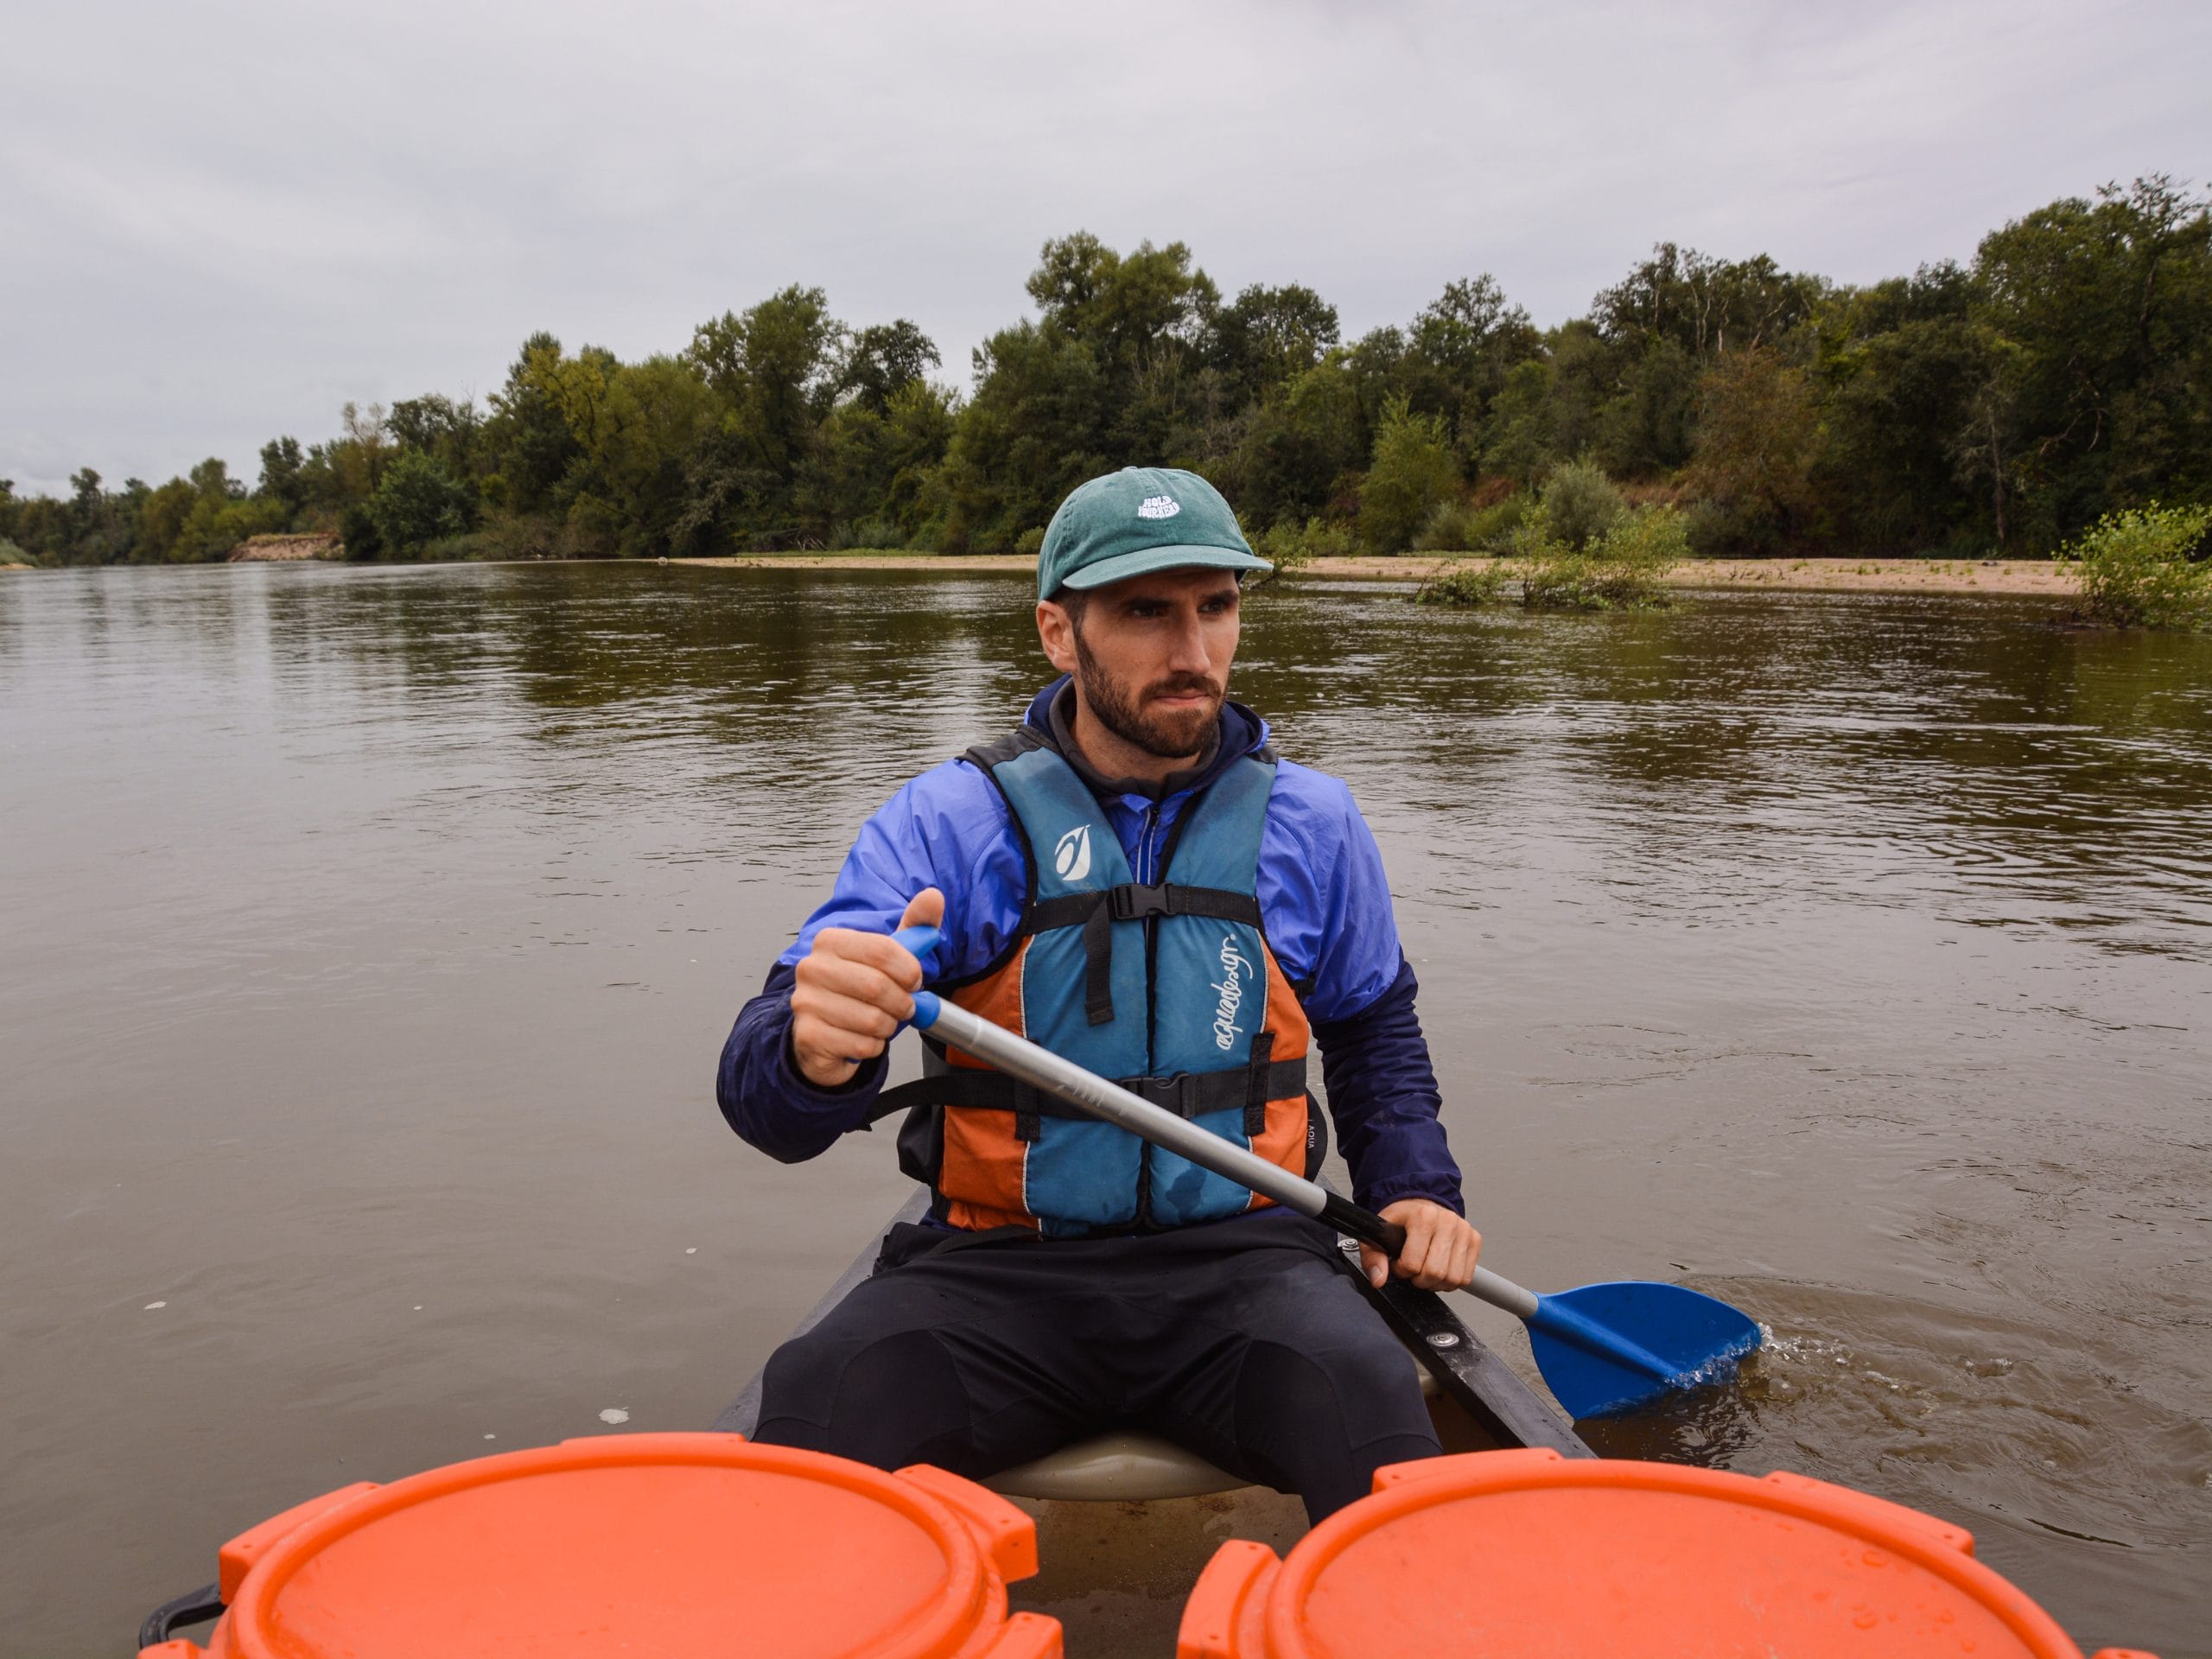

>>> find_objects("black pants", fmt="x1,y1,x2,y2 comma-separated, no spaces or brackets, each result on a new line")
752,1208,1440,1524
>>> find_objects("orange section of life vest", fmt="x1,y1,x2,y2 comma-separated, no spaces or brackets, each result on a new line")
1241,945,1313,1206
938,943,1039,1232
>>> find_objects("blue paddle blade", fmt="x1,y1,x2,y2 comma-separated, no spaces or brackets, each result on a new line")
1525,1281,1762,1421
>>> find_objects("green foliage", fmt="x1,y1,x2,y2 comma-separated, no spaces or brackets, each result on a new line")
1412,493,1527,551
1210,283,1339,404
1360,397,1459,552
369,452,477,556
1682,346,1821,554
16,181,2212,568
1225,359,1369,528
1413,560,1510,607
1972,178,2212,547
1252,516,1356,575
1539,459,1626,549
1514,503,1686,610
0,537,30,566
2058,503,2212,628
339,502,383,561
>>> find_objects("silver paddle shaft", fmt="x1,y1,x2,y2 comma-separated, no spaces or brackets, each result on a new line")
918,997,1541,1321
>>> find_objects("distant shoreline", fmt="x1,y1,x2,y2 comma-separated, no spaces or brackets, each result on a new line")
2,554,2081,598
683,553,2079,597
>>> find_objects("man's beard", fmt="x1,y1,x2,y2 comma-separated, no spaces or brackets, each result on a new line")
1071,628,1224,760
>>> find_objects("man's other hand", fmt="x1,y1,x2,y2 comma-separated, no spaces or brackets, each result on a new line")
789,888,945,1089
1359,1198,1482,1292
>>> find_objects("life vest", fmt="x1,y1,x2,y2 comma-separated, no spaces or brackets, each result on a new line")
877,728,1319,1236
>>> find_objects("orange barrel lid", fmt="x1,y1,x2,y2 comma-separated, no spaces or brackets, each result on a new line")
1177,1449,2158,1659
147,1433,1058,1659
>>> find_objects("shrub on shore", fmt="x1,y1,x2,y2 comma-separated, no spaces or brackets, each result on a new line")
1539,459,1626,550
1413,560,1510,606
1516,501,1688,610
1413,493,1528,552
1252,516,1356,577
2060,504,2212,628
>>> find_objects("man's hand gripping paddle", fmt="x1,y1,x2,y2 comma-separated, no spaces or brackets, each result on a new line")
887,924,1761,1421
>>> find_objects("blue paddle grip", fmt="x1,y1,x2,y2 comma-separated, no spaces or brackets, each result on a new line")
889,925,942,1027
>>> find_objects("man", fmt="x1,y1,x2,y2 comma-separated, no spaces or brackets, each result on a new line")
716,466,1480,1522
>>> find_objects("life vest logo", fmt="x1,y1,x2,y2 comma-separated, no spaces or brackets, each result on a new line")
1136,494,1181,519
1211,931,1255,1050
1053,824,1092,882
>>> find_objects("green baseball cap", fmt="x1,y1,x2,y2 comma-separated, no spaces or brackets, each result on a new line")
1036,467,1272,599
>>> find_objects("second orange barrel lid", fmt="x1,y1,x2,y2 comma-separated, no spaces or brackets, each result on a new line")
1179,1449,2157,1659
156,1433,1058,1659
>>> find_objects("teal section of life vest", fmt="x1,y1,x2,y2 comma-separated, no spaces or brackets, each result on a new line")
1146,753,1276,1225
991,745,1147,1233
988,743,1279,1235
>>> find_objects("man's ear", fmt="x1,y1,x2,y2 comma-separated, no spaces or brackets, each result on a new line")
1036,599,1077,674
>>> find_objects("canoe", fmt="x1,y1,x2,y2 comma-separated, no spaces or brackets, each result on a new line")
715,1189,1591,1499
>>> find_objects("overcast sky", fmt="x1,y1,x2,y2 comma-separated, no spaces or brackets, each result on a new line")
4,0,2207,497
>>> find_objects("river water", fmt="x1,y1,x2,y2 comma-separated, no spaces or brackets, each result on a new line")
2,562,2206,1657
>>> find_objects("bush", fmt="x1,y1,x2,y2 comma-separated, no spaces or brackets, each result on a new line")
471,514,560,560
1412,499,1478,551
1516,502,1687,610
0,537,30,566
1539,458,1625,550
2059,504,2212,628
1413,561,1510,607
1414,493,1528,552
1014,525,1046,557
837,515,905,551
1252,516,1356,576
417,532,502,562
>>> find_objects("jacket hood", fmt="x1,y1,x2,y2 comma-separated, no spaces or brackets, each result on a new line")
1022,676,1271,802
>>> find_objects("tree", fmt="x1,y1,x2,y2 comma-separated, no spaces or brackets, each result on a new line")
483,333,584,515
840,321,941,413
935,233,1223,549
369,452,478,555
1972,175,2212,546
1210,283,1339,403
1360,396,1459,552
257,437,306,514
1810,265,1999,552
1401,275,1540,442
1226,358,1369,527
1683,347,1823,553
1594,244,1822,359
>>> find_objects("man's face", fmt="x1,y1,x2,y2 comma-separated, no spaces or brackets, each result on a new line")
1037,569,1242,760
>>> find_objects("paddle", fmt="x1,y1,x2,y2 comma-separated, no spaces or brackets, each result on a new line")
886,925,1760,1421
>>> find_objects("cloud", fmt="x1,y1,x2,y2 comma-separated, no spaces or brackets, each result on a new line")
3,0,2207,494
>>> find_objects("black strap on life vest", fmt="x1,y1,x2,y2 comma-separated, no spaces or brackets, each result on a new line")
1027,883,1264,1027
870,1046,1308,1142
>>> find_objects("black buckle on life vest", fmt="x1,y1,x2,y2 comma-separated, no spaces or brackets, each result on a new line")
1109,882,1175,921
1129,1072,1205,1116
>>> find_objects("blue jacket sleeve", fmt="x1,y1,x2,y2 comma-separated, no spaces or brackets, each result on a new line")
1313,956,1465,1216
716,759,1020,1164
716,962,889,1163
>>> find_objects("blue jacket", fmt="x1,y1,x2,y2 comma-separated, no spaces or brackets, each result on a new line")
716,679,1463,1218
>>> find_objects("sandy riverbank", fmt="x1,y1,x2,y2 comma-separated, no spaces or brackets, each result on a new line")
685,552,2078,596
